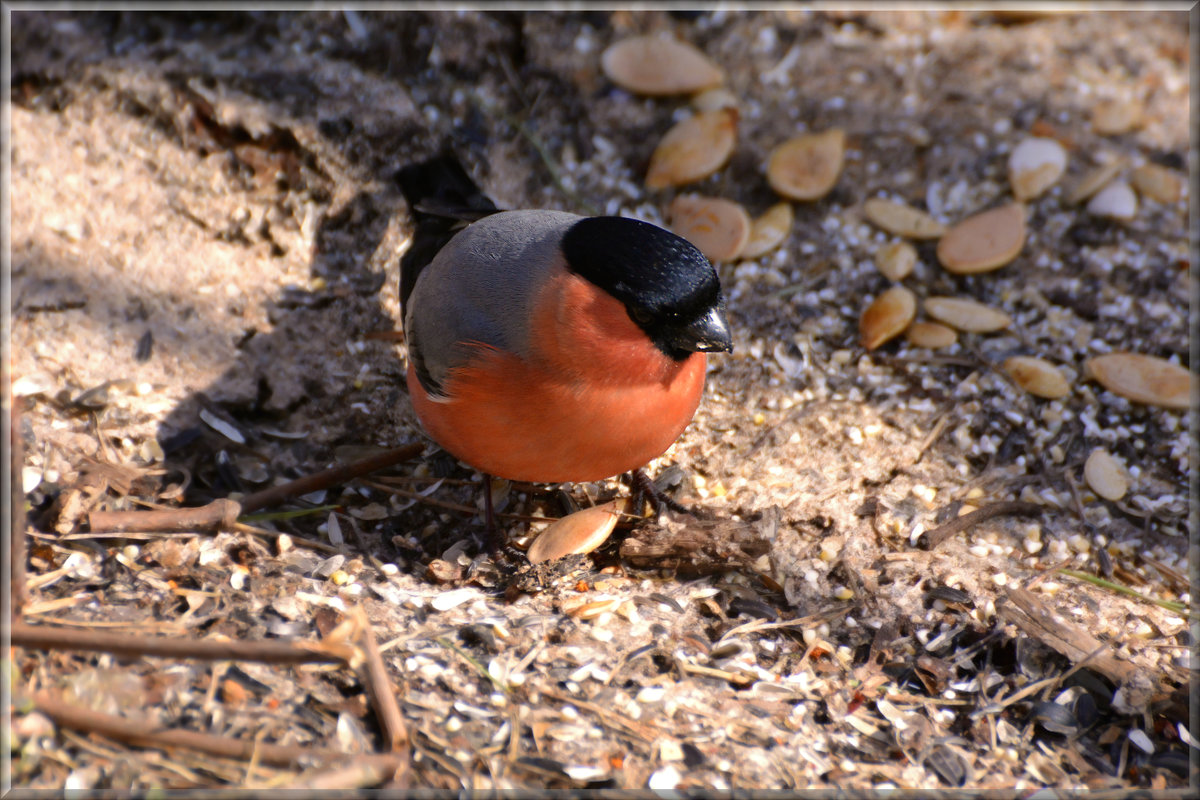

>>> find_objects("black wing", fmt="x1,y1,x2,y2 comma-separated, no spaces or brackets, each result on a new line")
395,149,501,322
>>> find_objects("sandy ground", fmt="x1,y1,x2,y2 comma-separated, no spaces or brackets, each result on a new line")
8,8,1194,792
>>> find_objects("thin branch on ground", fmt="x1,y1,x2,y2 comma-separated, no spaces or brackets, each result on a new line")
30,690,407,771
88,498,242,534
917,501,1043,549
83,443,424,535
9,395,29,615
351,607,411,761
11,620,355,665
240,443,424,513
361,479,559,523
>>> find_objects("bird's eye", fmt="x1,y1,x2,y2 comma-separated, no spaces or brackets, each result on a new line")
628,306,654,326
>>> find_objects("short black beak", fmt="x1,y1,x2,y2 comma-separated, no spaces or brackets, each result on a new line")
675,306,733,354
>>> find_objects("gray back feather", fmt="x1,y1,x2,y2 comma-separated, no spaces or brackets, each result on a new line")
405,210,582,396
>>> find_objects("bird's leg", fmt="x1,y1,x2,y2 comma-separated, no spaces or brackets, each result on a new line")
630,469,694,516
481,474,526,568
483,473,497,531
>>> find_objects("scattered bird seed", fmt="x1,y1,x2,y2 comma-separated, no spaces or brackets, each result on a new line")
648,765,682,791
1084,352,1192,410
667,194,752,262
860,285,917,350
601,35,724,96
1086,180,1138,220
1091,97,1143,136
526,499,625,563
199,407,246,444
766,129,846,202
1008,137,1068,201
1084,448,1129,502
905,321,958,349
863,197,947,239
1003,356,1071,399
430,588,479,612
1128,728,1155,754
923,296,1012,333
874,240,917,281
645,108,738,189
936,203,1026,274
1130,162,1183,204
1031,700,1083,736
926,746,968,786
1066,157,1127,205
562,596,621,620
690,87,739,113
740,202,794,260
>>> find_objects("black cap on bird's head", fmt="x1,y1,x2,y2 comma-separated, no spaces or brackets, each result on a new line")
561,216,733,361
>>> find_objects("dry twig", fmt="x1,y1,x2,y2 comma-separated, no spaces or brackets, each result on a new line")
30,690,407,770
9,394,29,616
917,501,1043,549
11,620,355,665
351,607,411,759
240,442,424,513
89,498,242,534
83,443,424,535
997,587,1138,686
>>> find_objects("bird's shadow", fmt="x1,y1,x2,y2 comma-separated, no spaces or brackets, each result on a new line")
154,186,408,509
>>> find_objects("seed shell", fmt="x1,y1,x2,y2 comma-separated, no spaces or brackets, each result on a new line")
860,286,917,350
863,198,947,239
526,499,627,564
1131,163,1183,204
691,87,739,113
668,194,752,262
1086,180,1138,220
740,202,793,260
1084,448,1128,502
766,129,846,202
1008,137,1068,201
1091,98,1142,136
1003,356,1070,399
601,35,724,96
1084,352,1192,410
874,240,918,281
936,203,1026,274
1066,157,1127,205
924,296,1012,333
646,108,738,189
905,321,958,349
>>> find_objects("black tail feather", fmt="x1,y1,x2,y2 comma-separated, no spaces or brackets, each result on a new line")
396,149,500,318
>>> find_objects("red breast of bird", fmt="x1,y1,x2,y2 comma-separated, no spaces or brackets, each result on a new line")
403,208,731,484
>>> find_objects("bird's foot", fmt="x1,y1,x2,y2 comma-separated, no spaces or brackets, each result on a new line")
630,468,694,517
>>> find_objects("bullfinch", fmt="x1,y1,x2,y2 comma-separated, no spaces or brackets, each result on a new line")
396,152,732,486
